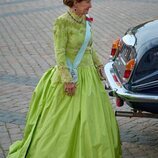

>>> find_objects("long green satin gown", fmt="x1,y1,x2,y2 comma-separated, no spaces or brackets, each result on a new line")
7,11,122,158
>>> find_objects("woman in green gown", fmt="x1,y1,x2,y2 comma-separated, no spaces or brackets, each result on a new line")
7,0,122,157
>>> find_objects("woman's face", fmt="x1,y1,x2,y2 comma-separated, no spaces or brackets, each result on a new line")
74,0,92,16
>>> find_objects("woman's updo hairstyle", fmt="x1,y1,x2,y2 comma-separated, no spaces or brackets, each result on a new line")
63,0,84,7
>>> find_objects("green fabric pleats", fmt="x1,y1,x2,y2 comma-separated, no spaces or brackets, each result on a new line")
7,66,122,158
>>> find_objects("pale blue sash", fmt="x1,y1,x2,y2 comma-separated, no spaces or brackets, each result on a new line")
66,15,91,82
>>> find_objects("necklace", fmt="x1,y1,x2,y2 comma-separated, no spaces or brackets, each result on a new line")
68,11,83,24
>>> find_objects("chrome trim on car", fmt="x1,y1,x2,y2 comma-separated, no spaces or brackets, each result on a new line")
120,56,126,65
104,62,158,103
132,80,158,91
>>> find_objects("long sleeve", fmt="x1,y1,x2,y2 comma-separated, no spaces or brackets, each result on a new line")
53,18,73,83
91,46,103,67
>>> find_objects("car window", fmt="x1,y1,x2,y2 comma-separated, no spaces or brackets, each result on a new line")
134,47,158,80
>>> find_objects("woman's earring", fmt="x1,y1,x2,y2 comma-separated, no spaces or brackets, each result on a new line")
74,7,77,12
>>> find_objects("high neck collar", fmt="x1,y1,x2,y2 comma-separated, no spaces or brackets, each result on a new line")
68,9,85,24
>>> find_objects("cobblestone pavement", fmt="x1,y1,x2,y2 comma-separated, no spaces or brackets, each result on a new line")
0,0,158,157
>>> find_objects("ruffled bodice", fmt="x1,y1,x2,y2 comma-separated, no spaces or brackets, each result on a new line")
53,10,102,83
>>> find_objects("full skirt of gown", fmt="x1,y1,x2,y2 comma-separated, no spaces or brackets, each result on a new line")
7,64,122,158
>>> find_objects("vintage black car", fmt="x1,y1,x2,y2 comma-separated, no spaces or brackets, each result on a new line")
104,19,158,116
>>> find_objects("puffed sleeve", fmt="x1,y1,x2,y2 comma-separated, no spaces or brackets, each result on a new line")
53,18,73,83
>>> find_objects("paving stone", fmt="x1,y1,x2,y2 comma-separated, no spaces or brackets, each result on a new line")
0,0,158,157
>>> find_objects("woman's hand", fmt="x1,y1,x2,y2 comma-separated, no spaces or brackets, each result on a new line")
97,65,106,80
64,82,76,96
